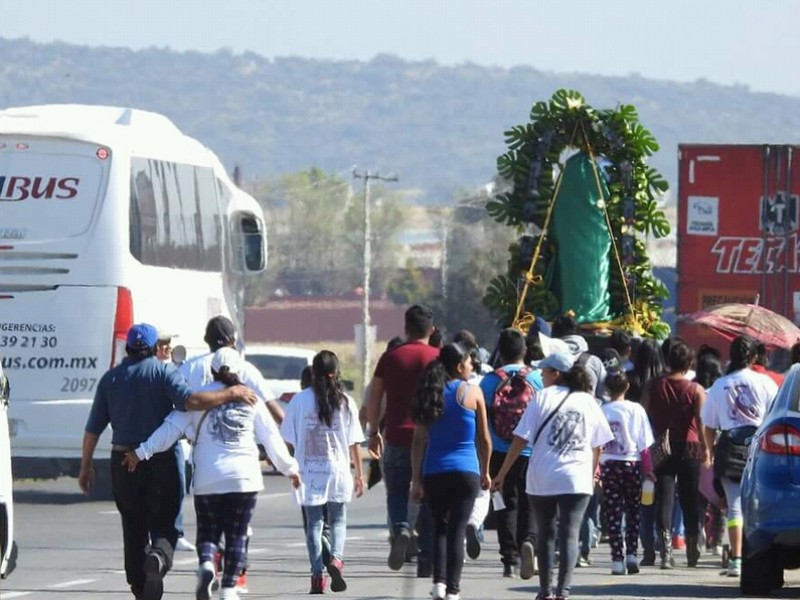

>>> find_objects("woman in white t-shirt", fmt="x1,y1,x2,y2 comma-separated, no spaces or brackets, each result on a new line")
280,350,365,595
492,352,613,600
701,336,778,578
599,370,654,576
122,347,301,600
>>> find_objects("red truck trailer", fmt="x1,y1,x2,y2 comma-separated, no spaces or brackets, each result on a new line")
677,144,800,352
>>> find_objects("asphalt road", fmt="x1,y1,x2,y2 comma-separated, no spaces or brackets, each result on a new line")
2,474,799,600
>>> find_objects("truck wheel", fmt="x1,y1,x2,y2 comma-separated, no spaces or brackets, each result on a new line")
741,537,779,596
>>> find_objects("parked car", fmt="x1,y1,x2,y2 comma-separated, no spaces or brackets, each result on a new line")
741,365,800,595
244,345,316,405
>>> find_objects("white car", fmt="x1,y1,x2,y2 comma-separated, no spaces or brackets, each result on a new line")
0,363,17,579
244,345,316,405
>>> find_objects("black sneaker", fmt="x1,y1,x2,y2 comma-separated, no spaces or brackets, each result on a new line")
388,529,410,571
143,553,164,600
466,524,481,560
503,564,519,578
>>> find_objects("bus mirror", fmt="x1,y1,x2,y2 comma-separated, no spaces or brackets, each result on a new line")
236,214,266,273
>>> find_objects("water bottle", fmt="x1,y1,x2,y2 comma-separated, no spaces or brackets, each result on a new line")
641,479,655,506
491,490,506,511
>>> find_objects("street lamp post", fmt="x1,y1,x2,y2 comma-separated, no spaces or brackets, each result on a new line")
352,168,398,399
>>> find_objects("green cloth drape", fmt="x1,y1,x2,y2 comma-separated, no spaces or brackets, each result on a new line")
550,152,612,323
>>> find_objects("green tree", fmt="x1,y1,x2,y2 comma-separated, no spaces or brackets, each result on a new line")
386,259,435,305
243,168,407,304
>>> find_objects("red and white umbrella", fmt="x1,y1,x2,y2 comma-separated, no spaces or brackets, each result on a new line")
682,303,800,349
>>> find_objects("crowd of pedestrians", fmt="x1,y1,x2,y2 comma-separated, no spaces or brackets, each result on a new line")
79,305,787,600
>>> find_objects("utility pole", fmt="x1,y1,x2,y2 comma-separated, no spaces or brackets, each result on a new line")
352,168,399,399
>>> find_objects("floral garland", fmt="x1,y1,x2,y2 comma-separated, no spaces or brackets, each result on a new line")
483,89,671,338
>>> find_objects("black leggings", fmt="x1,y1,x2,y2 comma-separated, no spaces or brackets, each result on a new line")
654,447,700,538
423,471,480,595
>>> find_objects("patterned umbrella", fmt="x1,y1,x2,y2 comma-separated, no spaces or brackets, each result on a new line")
683,303,800,349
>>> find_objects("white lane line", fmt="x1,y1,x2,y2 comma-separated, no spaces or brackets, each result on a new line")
48,579,97,589
3,592,33,599
257,492,292,500
99,510,119,515
173,547,266,567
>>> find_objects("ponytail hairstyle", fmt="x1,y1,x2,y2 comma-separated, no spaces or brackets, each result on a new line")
604,369,630,398
562,365,593,393
212,366,242,387
311,350,346,427
727,335,758,375
412,343,469,426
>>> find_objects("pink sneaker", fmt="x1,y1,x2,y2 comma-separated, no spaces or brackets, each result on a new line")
326,558,347,593
309,575,327,595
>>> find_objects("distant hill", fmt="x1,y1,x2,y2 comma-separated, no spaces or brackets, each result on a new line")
1,37,799,200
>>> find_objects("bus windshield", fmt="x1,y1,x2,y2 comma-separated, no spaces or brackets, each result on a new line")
0,138,109,241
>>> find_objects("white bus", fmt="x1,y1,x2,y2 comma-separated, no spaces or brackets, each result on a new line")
0,104,267,488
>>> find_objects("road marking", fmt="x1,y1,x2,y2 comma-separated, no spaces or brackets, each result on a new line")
48,579,96,589
3,593,32,599
98,510,118,515
257,492,292,500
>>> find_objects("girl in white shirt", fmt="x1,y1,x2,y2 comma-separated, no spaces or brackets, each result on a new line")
123,348,300,600
492,352,613,600
701,335,778,578
599,370,654,576
281,350,365,595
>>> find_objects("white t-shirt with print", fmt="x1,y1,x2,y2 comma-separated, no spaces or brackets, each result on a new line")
600,400,654,463
281,388,365,506
180,352,277,402
513,385,613,496
135,382,298,495
701,368,779,432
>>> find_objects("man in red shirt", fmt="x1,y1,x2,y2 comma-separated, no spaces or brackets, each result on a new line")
367,305,439,576
752,343,785,387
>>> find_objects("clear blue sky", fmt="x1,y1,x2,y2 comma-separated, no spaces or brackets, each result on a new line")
6,0,799,97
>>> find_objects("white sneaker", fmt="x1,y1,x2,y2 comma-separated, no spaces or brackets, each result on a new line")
520,541,536,580
625,554,639,574
611,560,626,575
220,586,240,600
176,536,196,552
196,561,215,600
430,582,446,600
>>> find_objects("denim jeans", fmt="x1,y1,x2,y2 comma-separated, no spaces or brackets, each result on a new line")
304,502,346,577
530,494,591,599
579,490,599,556
174,442,186,537
383,444,432,563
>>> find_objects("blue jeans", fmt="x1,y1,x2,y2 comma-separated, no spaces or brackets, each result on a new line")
304,502,346,577
531,494,591,599
174,442,186,538
383,444,432,563
579,491,599,556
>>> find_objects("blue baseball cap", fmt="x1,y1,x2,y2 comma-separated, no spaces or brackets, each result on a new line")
538,351,575,373
126,323,158,350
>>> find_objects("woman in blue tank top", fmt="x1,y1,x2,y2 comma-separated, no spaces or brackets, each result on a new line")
410,343,492,600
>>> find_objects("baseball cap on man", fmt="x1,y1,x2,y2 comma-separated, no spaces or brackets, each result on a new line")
204,316,236,348
211,347,244,374
538,351,576,373
126,323,158,350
